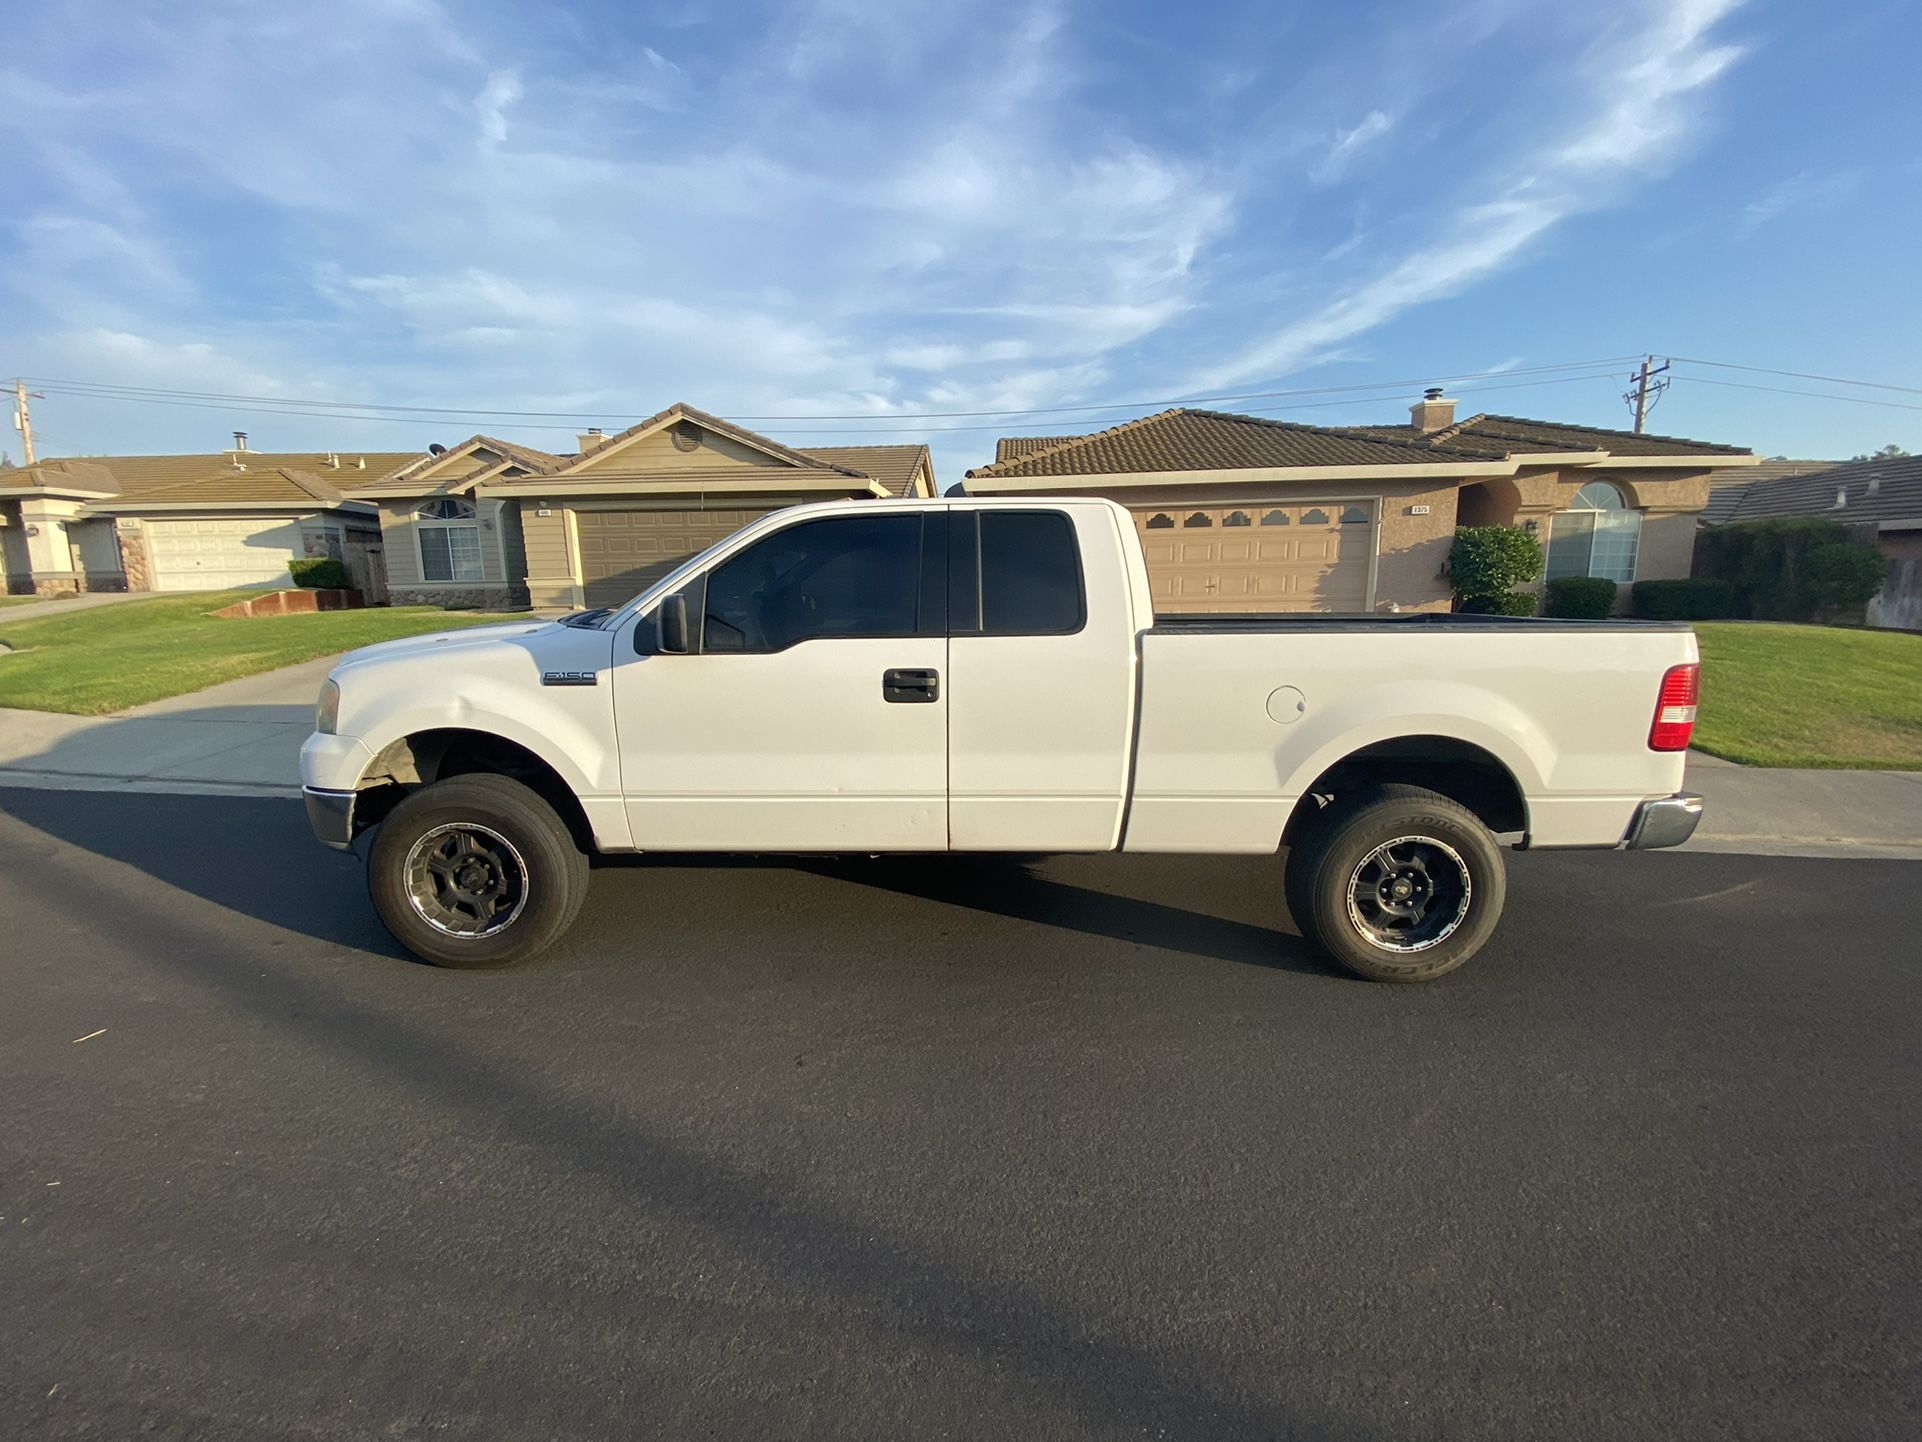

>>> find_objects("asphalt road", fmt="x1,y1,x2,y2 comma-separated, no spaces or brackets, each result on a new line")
1,788,1916,1441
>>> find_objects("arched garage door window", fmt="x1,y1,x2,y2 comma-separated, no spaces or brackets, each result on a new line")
1546,481,1640,583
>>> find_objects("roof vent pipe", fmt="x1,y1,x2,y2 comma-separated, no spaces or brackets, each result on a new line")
1834,488,1847,509
1867,474,1881,497
232,431,248,451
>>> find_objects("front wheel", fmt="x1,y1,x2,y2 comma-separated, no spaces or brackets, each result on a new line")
1284,783,1506,983
367,774,590,968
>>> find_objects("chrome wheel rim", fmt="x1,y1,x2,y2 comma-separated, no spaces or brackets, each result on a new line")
1345,835,1472,953
403,822,530,938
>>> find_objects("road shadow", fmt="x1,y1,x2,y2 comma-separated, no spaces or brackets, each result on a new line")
0,788,1370,1440
1,787,1333,977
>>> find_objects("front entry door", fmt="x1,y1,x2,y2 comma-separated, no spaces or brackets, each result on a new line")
612,510,947,851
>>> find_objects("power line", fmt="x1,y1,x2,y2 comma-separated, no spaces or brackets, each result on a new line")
1668,375,1922,412
23,356,1642,425
1666,356,1922,396
15,368,1632,439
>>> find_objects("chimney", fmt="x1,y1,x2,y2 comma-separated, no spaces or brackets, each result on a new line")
1409,387,1456,434
232,430,249,451
578,426,607,453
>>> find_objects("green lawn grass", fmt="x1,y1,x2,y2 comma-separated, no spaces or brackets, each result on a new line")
0,591,509,715
1694,622,1922,769
0,595,54,607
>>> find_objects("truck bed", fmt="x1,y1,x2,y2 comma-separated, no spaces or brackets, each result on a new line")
1123,617,1698,854
1151,613,1692,633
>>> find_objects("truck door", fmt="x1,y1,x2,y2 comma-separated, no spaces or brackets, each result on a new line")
612,510,948,851
946,506,1138,851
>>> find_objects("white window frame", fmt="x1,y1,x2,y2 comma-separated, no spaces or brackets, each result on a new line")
1546,481,1641,584
415,496,484,584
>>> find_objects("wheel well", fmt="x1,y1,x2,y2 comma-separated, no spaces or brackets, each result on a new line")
352,728,592,850
1281,737,1528,846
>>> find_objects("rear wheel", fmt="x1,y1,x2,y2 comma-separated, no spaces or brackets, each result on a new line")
368,774,590,968
1284,783,1505,982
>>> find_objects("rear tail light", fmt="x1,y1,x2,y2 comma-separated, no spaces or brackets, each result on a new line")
1648,663,1699,751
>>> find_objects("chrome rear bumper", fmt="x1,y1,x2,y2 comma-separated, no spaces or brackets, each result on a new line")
1625,791,1703,850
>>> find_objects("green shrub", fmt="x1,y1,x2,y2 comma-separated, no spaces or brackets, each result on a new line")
1458,591,1538,616
1543,576,1617,619
1806,541,1888,616
1449,525,1543,599
1632,578,1735,620
289,557,353,590
1695,518,1883,621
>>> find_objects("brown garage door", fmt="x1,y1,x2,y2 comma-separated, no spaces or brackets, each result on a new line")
1131,502,1375,613
575,508,771,609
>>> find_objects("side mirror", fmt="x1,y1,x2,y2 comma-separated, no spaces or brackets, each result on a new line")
658,593,690,654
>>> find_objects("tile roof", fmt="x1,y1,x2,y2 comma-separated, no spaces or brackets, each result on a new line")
1699,459,1839,526
798,444,931,496
995,436,1076,463
542,401,870,480
1359,414,1749,457
0,451,418,505
361,435,566,489
966,407,1506,479
973,404,1754,481
1723,454,1922,527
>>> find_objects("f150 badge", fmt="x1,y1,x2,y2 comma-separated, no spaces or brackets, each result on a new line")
541,670,599,686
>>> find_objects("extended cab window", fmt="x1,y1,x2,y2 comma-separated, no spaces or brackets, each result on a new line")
703,513,922,652
979,511,1084,635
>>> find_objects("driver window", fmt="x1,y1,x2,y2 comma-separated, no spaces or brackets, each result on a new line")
702,513,922,652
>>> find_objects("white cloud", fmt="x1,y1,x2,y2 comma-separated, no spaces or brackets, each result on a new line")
1738,168,1861,235
1311,110,1393,184
1187,0,1747,391
474,70,522,146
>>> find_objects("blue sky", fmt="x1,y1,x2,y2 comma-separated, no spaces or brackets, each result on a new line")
2,0,1917,484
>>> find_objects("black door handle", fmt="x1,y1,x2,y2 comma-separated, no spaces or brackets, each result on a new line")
882,667,940,703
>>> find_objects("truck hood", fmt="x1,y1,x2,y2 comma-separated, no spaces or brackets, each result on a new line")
333,619,559,672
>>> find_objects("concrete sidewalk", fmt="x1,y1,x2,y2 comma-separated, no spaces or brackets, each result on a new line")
0,590,155,625
0,656,328,796
2,669,1920,858
1682,753,1922,859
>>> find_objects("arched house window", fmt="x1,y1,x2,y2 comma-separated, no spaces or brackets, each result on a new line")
416,495,484,583
1546,481,1640,584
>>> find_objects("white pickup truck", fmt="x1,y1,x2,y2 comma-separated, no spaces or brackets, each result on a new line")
302,496,1703,981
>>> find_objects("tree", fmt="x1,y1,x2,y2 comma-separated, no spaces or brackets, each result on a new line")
0,451,14,469
1850,444,1911,461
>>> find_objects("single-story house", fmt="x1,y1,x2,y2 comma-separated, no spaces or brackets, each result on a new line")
1699,458,1840,527
344,402,937,610
1710,452,1922,631
1,440,411,596
963,391,1757,613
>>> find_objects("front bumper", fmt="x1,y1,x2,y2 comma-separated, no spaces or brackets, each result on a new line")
1624,791,1703,850
304,786,357,851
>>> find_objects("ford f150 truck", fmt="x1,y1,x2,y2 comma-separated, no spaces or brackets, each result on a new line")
301,497,1703,981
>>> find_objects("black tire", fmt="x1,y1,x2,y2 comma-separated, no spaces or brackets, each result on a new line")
1284,783,1505,983
367,774,590,968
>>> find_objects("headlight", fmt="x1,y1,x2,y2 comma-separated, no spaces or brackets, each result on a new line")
315,678,340,735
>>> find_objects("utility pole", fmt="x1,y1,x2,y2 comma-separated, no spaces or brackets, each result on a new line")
12,378,43,465
1624,355,1671,434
